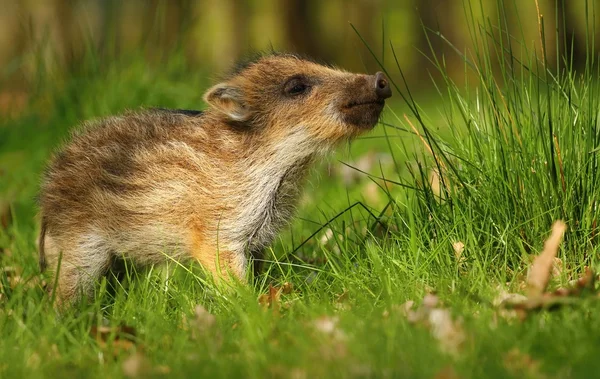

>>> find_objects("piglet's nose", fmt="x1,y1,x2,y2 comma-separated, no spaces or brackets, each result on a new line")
374,71,392,99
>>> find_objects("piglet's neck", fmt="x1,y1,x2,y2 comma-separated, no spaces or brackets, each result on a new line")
241,123,316,162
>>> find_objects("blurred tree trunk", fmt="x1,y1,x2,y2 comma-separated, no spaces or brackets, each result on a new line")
555,0,585,70
283,0,322,58
230,0,250,57
345,0,381,72
53,0,76,70
98,0,122,58
415,0,459,82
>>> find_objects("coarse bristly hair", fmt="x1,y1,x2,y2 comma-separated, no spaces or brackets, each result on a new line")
37,52,392,310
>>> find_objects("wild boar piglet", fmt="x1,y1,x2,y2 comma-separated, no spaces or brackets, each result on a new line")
38,53,392,309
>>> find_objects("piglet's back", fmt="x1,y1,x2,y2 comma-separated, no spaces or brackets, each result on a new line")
39,109,214,234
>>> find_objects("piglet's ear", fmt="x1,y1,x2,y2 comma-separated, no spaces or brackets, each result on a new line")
203,83,251,122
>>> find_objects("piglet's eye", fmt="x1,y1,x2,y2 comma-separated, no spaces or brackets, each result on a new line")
290,83,307,94
284,76,311,96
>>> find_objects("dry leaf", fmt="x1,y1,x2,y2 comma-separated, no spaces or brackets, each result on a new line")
428,309,466,357
334,289,351,311
280,282,294,294
429,169,443,199
493,290,528,308
312,316,348,360
527,221,566,297
423,293,439,308
500,266,597,320
551,257,563,278
1,266,46,292
0,90,28,118
402,294,466,357
313,316,346,340
122,352,151,378
397,300,415,316
26,352,41,369
155,365,171,375
90,324,138,357
319,228,335,246
435,365,460,379
552,267,595,297
0,202,11,230
258,284,282,315
503,348,546,378
453,241,466,268
189,304,217,341
452,241,465,256
337,152,393,185
498,221,599,319
338,152,376,185
194,304,216,328
258,283,295,315
268,365,308,379
364,181,381,204
313,316,338,335
184,305,222,353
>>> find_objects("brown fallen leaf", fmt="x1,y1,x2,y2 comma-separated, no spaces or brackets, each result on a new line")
268,365,308,379
434,365,460,379
155,365,171,375
364,181,381,204
499,257,597,320
313,316,347,339
429,169,446,201
527,221,566,297
312,315,348,360
190,304,216,339
428,309,466,357
334,289,351,311
338,152,379,185
503,348,546,379
317,228,342,254
396,300,415,316
1,266,22,291
280,282,294,295
183,304,222,351
0,90,28,118
26,352,41,369
493,290,528,308
551,257,563,279
258,284,282,314
1,266,47,293
565,266,595,290
453,241,465,260
90,324,138,357
402,294,466,357
0,202,11,230
319,228,335,246
499,220,598,317
122,352,151,378
258,283,295,315
423,293,439,308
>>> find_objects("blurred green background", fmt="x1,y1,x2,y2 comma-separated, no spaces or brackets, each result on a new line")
0,0,600,224
0,0,598,227
0,0,598,119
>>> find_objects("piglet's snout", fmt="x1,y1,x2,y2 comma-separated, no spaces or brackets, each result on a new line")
374,72,392,100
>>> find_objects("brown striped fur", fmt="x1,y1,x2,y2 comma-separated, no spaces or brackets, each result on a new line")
38,53,392,309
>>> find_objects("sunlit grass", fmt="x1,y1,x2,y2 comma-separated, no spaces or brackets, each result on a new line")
2,0,600,377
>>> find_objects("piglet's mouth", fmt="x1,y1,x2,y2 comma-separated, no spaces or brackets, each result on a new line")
340,98,386,129
343,99,385,109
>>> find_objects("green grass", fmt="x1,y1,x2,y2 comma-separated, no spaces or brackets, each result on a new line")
2,1,600,377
